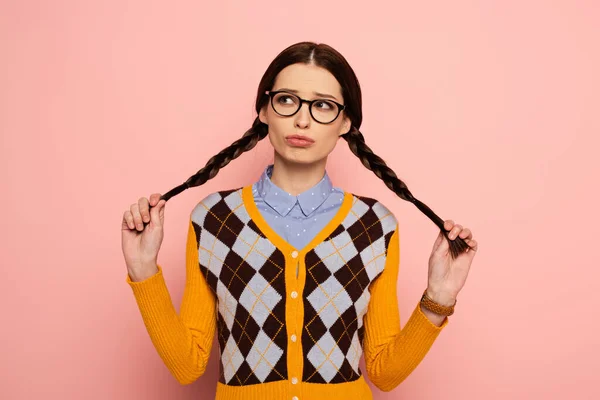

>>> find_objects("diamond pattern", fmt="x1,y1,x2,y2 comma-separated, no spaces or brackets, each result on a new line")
246,330,284,382
307,332,345,382
191,188,397,387
216,280,238,331
222,335,244,383
302,195,397,383
307,276,353,328
199,229,230,279
346,331,361,374
239,274,282,326
192,189,288,386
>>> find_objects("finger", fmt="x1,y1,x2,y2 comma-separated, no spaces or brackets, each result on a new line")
464,239,477,254
149,193,162,207
150,199,166,227
123,211,135,230
448,224,463,240
459,227,472,240
130,203,143,231
138,197,150,223
444,220,454,232
467,239,478,252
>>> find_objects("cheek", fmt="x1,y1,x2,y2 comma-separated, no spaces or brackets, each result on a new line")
265,119,287,144
309,129,340,158
319,130,340,151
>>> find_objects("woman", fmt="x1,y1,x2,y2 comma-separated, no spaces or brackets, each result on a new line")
122,41,478,400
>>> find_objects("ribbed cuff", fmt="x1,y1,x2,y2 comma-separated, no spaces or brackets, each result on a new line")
414,301,450,331
126,264,177,322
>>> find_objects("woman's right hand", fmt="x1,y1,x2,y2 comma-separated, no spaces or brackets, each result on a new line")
121,193,167,281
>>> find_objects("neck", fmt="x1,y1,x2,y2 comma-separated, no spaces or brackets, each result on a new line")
270,153,328,196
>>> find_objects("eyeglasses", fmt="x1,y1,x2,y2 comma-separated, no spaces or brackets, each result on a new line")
265,90,346,124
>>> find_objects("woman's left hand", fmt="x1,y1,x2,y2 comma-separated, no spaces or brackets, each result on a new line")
426,219,478,305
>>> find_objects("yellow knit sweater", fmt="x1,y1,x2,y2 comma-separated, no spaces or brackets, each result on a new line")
126,185,449,399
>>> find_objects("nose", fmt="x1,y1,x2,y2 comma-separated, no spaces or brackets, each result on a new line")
294,102,311,129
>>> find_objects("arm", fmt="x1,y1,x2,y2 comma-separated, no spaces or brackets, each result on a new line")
362,224,449,392
126,217,217,385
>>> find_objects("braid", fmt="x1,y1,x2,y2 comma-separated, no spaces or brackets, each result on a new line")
158,117,268,202
341,126,473,259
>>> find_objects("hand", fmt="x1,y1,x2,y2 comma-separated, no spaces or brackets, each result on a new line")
426,219,478,305
121,193,166,281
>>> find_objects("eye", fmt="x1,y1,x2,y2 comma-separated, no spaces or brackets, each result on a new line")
277,95,295,104
314,100,334,110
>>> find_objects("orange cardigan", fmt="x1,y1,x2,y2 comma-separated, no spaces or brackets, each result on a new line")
126,185,448,399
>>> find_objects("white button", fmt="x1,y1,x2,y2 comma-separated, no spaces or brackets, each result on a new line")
291,334,297,342
292,397,299,400
291,250,298,258
291,291,298,299
291,377,298,384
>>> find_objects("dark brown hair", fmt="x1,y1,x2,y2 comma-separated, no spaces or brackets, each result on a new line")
156,41,472,259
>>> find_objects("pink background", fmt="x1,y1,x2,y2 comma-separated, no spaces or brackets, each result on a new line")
1,1,599,398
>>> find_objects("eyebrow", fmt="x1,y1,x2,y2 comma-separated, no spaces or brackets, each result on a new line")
275,88,341,102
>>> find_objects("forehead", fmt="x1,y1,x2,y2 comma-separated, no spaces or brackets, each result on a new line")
272,63,343,101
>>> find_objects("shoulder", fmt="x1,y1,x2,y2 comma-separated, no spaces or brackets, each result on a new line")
190,187,244,226
345,193,399,273
347,192,399,234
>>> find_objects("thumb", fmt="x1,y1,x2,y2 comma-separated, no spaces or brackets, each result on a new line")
436,230,450,255
432,230,444,252
150,199,166,227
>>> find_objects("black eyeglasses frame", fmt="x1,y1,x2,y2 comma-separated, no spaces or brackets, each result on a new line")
265,90,346,124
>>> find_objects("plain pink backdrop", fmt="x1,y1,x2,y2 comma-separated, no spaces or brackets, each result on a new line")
1,0,599,399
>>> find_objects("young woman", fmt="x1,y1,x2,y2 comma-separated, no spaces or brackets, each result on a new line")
122,42,478,400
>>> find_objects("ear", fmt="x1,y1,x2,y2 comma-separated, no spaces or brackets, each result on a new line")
259,105,268,125
339,115,351,136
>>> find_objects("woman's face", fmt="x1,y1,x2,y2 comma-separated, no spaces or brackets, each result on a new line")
259,63,351,166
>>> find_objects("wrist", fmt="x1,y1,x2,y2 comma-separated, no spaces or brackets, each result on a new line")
128,263,158,282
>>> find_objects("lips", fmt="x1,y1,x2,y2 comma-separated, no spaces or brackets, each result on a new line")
286,134,314,143
285,135,315,148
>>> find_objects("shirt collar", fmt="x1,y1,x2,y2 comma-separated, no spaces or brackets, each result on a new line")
255,164,334,217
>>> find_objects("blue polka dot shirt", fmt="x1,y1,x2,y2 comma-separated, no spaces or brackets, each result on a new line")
252,164,345,250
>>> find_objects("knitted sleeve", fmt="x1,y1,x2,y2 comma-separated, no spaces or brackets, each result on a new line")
362,223,449,392
125,217,217,385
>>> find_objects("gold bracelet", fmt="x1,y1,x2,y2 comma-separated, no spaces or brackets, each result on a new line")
420,289,456,316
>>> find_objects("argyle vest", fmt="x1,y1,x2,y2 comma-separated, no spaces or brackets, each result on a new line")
190,185,397,386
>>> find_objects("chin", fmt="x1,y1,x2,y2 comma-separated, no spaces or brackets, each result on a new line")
276,149,323,165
